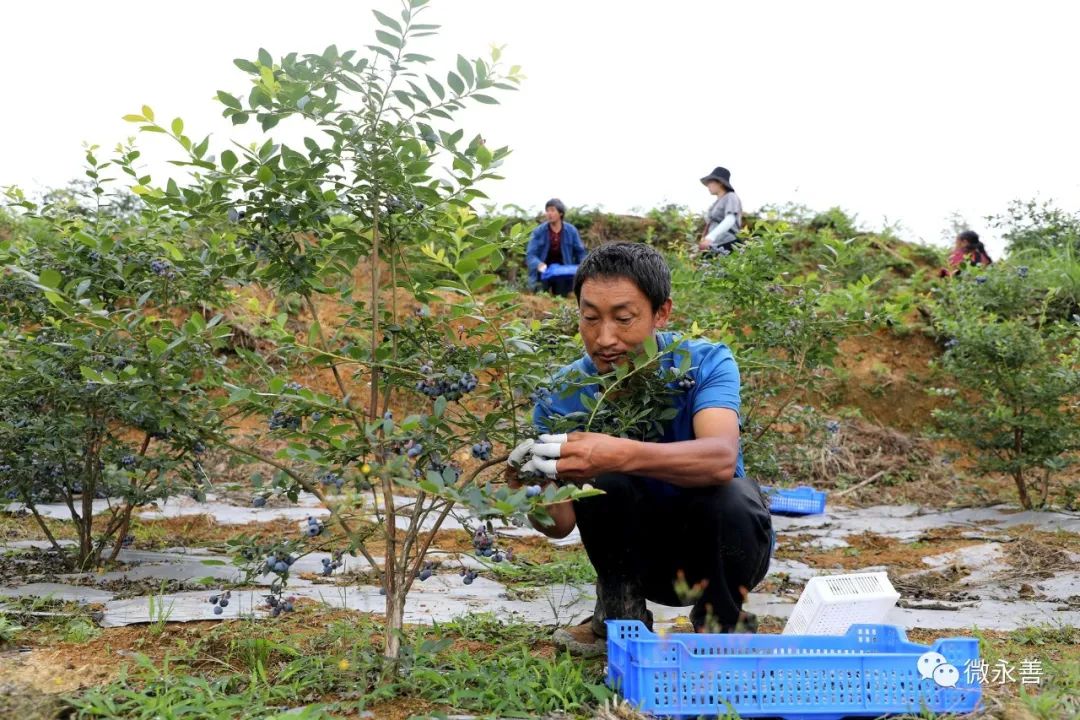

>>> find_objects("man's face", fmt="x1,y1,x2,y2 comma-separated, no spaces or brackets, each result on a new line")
578,276,672,373
545,206,561,224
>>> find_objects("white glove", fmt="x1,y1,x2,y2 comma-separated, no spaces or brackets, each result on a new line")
507,438,535,468
520,433,566,479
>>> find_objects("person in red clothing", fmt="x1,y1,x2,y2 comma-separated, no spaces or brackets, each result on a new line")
940,230,993,277
526,199,587,296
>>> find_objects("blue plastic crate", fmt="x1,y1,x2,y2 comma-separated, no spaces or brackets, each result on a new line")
761,485,827,515
540,263,579,281
607,621,981,719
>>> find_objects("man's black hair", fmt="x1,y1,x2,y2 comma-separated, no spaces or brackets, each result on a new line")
545,198,566,218
573,242,671,312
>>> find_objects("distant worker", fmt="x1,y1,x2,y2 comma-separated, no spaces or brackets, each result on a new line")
698,166,743,253
940,230,992,277
526,198,587,296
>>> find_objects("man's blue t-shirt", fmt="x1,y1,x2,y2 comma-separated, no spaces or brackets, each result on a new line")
532,332,745,490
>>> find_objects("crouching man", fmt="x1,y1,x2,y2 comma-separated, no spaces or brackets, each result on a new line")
506,242,773,655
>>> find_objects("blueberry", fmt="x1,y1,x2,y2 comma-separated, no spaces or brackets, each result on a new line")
463,575,474,585
120,455,137,468
252,496,267,508
525,485,541,498
209,595,219,604
418,568,432,581
227,207,241,223
825,420,840,434
383,410,393,420
406,444,423,458
271,606,281,618
420,363,433,375
1017,266,1029,278
975,275,988,285
322,557,331,565
213,604,223,615
282,600,294,612
267,554,278,565
219,598,229,608
274,561,288,573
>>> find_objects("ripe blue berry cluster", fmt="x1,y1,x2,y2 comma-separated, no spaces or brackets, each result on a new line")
265,594,296,617
825,420,841,434
265,553,296,575
406,441,423,458
471,440,492,460
414,364,479,400
207,590,231,616
303,516,324,538
320,553,343,577
676,374,696,391
525,484,542,498
268,408,301,431
460,568,479,585
120,454,137,468
320,471,344,490
417,560,435,581
149,259,177,278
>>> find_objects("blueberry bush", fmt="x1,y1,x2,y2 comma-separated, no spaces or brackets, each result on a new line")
117,0,599,662
0,148,235,570
929,264,1080,509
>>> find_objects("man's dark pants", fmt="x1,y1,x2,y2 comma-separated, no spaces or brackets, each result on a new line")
573,473,773,634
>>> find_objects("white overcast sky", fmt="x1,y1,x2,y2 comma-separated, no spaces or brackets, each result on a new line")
3,1,1079,258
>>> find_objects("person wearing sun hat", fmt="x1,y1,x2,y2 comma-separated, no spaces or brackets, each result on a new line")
698,166,743,253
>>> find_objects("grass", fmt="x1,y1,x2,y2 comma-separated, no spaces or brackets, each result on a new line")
482,547,597,587
63,611,610,719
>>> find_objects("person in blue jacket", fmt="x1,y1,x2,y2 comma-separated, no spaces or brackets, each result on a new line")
526,198,587,296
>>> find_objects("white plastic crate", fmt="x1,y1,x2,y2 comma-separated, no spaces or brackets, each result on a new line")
783,571,900,635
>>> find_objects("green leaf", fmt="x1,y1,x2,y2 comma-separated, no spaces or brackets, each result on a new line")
80,366,104,383
141,105,155,121
372,9,402,32
216,90,242,110
258,48,273,67
256,165,274,184
456,55,474,86
170,117,184,135
375,30,402,49
200,559,228,566
234,58,259,73
220,149,238,171
434,395,447,418
446,71,464,95
426,75,445,100
146,337,168,358
643,335,659,358
39,269,61,289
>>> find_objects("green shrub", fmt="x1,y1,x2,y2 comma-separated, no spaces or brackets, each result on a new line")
929,266,1080,508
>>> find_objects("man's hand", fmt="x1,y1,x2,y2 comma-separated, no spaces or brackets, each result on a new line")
538,262,548,273
698,239,711,251
532,431,627,483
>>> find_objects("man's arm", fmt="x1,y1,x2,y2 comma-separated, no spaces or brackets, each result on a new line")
550,407,740,488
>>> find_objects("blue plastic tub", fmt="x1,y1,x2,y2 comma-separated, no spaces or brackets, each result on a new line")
606,621,981,719
761,485,827,516
540,263,579,281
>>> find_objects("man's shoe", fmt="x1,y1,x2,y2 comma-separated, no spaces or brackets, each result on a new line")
553,619,606,657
